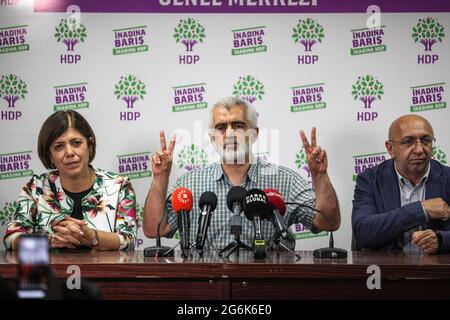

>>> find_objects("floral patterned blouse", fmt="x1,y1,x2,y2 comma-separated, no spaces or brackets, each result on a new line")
3,168,137,250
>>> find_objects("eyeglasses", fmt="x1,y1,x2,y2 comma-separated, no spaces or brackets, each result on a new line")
389,137,435,148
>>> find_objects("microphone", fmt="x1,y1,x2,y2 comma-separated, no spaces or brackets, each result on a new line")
172,187,193,258
226,186,247,236
143,193,174,257
264,188,289,239
243,188,270,259
195,191,218,254
227,186,246,215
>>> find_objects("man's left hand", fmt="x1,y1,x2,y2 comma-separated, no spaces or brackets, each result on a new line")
412,229,439,254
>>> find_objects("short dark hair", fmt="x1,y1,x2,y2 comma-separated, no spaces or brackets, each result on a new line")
37,110,96,169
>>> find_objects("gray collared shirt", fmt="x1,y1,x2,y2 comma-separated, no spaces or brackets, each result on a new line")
394,163,430,252
164,158,317,252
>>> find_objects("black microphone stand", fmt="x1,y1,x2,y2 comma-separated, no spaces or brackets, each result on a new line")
284,202,347,259
313,231,347,259
161,239,195,259
220,214,252,258
273,231,302,260
143,211,174,257
191,238,224,260
143,197,174,257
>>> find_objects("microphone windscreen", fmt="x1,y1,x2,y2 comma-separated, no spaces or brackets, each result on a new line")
172,187,193,212
264,188,286,216
226,186,247,212
199,191,218,212
243,188,269,221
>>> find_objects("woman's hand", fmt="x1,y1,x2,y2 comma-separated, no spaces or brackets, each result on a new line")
50,215,88,248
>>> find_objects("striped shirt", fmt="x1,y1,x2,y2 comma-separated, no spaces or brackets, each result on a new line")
164,159,316,252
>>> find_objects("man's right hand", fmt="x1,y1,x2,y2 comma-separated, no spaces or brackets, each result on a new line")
152,130,176,179
422,198,450,221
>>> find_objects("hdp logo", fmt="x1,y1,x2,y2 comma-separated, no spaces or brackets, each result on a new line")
0,201,17,226
174,18,205,65
54,17,87,51
115,75,146,121
292,18,324,51
352,75,384,108
295,149,312,185
55,17,86,64
114,75,146,108
232,75,265,104
292,18,324,65
352,75,384,122
412,17,445,52
433,146,447,165
413,17,445,64
177,144,208,172
0,74,27,108
174,18,205,52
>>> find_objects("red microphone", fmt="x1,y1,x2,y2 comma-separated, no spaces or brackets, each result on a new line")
264,188,288,239
172,187,193,258
172,187,193,212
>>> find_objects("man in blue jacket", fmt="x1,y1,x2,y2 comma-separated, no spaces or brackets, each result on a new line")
352,114,450,253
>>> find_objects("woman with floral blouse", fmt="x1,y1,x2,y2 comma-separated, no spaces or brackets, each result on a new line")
3,110,137,251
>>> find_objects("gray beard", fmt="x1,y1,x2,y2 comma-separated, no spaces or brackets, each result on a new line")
213,142,249,165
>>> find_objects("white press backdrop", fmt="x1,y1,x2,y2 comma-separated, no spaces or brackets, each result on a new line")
0,0,449,251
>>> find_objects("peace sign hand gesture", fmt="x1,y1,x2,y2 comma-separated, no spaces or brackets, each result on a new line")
300,127,328,177
152,130,176,178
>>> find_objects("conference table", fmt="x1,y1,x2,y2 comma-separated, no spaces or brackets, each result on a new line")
1,250,449,300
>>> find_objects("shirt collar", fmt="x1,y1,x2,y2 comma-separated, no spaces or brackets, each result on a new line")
394,162,430,187
212,156,259,183
212,162,224,181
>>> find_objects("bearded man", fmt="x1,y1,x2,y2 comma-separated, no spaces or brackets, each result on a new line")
143,97,340,252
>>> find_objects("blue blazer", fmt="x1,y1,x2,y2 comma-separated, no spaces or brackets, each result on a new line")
352,159,450,252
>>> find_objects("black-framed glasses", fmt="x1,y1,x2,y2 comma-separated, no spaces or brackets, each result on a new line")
389,136,435,148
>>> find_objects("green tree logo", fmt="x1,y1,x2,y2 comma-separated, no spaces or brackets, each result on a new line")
232,75,265,104
295,149,311,180
174,18,206,52
54,17,87,51
433,146,447,165
0,201,17,226
352,75,384,109
0,74,27,108
292,18,325,52
114,75,146,108
177,144,208,172
412,17,445,52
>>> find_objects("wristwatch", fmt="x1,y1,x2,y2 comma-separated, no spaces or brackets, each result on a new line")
118,234,126,249
91,229,99,247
